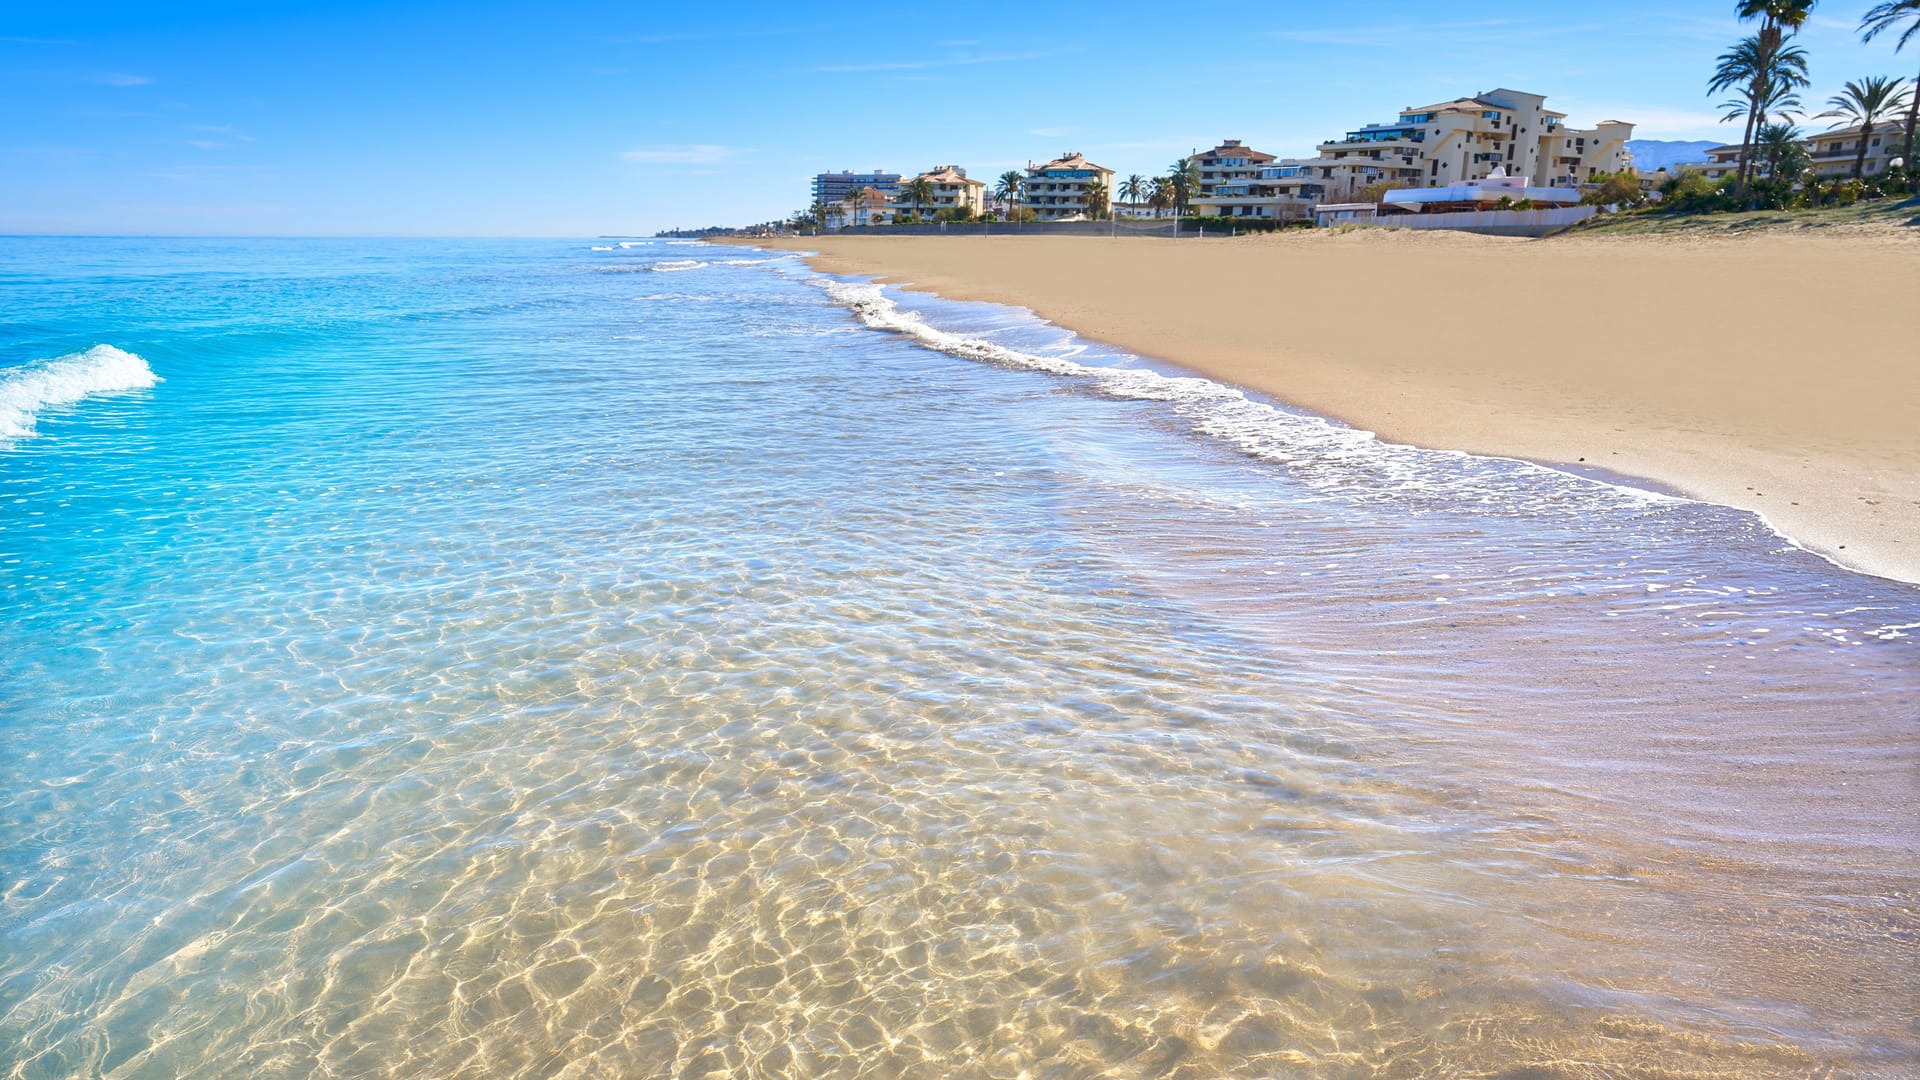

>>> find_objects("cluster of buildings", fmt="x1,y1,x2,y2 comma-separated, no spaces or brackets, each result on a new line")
810,87,1636,226
1675,123,1906,182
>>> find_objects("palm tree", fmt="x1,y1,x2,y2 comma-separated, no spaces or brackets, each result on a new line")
1146,177,1171,216
1754,121,1810,182
1085,178,1109,220
1861,1,1920,168
1119,173,1146,215
1167,157,1201,216
1817,75,1915,177
1711,33,1812,196
842,185,871,228
900,176,937,220
996,170,1025,220
1731,1,1819,191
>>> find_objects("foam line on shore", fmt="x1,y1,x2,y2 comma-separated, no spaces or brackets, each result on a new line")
798,270,1920,587
816,277,1683,518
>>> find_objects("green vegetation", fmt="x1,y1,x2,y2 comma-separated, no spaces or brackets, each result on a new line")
1860,1,1920,166
899,177,936,221
1687,0,1920,215
1583,170,1649,207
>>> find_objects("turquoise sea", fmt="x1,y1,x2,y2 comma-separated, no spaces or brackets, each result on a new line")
2,237,1915,1078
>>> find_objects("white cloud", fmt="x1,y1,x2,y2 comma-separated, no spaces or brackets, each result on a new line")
95,72,153,87
619,144,745,164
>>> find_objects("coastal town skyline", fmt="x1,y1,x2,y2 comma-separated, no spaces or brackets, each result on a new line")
3,1,1911,235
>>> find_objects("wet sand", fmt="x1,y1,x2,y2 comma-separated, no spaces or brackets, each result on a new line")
732,228,1920,585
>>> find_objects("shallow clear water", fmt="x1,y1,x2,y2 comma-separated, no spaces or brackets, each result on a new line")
1,237,1914,1078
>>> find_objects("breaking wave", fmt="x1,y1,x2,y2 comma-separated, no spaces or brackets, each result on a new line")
0,345,160,447
650,260,709,273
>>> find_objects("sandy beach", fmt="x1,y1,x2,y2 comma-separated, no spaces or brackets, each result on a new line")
736,226,1920,584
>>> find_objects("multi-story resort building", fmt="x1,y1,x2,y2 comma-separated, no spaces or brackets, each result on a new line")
811,170,900,219
1191,154,1328,221
1804,123,1905,178
1022,153,1115,220
888,165,987,219
1187,141,1327,221
1307,89,1633,199
1191,140,1277,199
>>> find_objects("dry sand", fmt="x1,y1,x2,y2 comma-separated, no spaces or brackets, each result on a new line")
735,227,1920,585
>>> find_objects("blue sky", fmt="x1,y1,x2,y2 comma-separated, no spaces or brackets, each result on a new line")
3,1,1913,235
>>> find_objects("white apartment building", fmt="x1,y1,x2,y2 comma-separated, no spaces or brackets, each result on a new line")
1672,144,1745,181
1308,88,1633,199
888,164,987,219
1192,154,1327,220
1805,123,1906,178
1191,140,1277,199
1187,141,1323,220
1023,152,1115,220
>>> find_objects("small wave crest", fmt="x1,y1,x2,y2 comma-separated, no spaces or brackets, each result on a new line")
650,260,709,273
0,345,160,447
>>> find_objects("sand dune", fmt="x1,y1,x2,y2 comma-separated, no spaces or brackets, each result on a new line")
740,227,1920,584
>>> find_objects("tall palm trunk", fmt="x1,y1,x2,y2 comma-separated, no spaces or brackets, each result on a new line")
1855,121,1874,178
1737,86,1764,191
1736,22,1782,197
1905,62,1919,170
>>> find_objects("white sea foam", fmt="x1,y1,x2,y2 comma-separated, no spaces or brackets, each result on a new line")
590,245,614,251
0,345,160,447
618,241,651,249
818,280,1676,514
650,260,709,273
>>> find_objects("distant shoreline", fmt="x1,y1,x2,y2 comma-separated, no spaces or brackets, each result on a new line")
723,227,1920,584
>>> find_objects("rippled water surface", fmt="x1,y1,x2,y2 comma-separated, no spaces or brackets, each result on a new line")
2,238,1915,1078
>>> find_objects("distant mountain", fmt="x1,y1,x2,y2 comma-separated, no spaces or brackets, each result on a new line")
1628,140,1721,173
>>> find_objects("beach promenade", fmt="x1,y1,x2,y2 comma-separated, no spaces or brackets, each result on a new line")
741,226,1920,583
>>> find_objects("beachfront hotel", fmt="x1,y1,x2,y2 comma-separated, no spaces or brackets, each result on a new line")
1188,141,1328,222
812,169,900,222
889,165,987,219
1308,88,1633,199
1022,153,1115,220
1804,123,1907,178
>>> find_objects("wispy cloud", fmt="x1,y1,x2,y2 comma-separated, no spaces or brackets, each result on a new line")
145,163,270,183
620,144,746,164
1,35,80,45
816,47,1073,73
93,72,154,87
105,201,287,220
1265,19,1514,46
189,123,253,143
1027,127,1070,138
